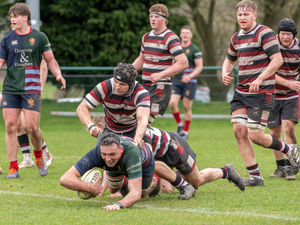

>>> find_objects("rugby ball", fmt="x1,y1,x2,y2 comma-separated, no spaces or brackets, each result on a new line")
78,168,102,200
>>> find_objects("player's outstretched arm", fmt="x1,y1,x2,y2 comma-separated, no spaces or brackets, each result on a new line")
134,106,150,148
60,166,103,197
103,177,142,210
76,100,100,137
43,50,66,89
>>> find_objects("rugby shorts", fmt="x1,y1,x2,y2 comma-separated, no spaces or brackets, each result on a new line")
267,97,298,128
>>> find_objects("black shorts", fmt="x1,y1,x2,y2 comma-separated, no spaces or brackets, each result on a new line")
143,83,172,116
157,132,196,175
0,93,41,112
230,91,273,129
267,98,299,128
172,81,197,100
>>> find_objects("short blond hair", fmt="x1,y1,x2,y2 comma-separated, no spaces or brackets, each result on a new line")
149,4,169,18
236,0,257,12
92,115,105,129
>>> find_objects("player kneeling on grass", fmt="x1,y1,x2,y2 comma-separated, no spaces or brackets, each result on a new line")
60,132,159,210
144,126,246,193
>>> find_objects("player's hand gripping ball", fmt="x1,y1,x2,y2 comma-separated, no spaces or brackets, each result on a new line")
78,168,102,200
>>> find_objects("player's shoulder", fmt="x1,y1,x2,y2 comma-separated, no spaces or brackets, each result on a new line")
257,24,276,35
1,30,16,41
165,29,180,38
190,43,201,51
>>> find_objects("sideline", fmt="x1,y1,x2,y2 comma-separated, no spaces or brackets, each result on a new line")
50,111,231,120
0,190,299,221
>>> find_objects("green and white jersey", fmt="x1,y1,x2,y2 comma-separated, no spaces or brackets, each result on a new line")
173,43,202,83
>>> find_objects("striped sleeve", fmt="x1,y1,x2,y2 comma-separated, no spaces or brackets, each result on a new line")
85,79,110,109
260,27,280,56
132,84,151,108
227,33,238,61
141,33,148,54
166,32,184,57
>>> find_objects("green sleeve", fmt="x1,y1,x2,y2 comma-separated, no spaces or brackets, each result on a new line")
40,32,51,53
121,141,142,180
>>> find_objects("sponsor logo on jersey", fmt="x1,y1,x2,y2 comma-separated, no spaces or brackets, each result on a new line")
29,37,35,46
12,40,18,45
28,98,34,107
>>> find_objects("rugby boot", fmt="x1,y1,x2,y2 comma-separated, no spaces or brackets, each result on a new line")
286,144,300,168
180,133,189,140
269,167,285,178
243,175,264,186
176,125,183,135
226,164,245,191
290,165,299,175
43,151,54,168
284,167,296,181
6,168,20,179
36,157,48,177
19,158,35,168
177,184,196,200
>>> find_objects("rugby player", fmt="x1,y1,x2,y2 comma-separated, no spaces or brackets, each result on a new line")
76,63,150,148
132,3,188,123
60,132,159,210
222,0,300,186
144,126,245,192
169,25,203,139
268,18,300,180
0,3,65,178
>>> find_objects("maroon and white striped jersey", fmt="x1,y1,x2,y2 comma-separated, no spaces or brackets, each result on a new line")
227,24,280,94
275,38,300,100
85,78,150,133
140,29,184,86
144,126,171,159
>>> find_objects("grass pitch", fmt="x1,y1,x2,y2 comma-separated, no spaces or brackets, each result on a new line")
0,101,299,225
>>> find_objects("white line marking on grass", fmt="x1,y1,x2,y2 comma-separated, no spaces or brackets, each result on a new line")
1,190,299,221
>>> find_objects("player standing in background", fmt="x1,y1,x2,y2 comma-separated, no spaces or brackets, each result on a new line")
268,18,300,180
0,3,65,178
169,26,203,139
222,0,300,186
132,3,188,123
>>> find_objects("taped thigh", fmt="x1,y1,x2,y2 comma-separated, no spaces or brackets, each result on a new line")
106,174,125,189
231,114,248,126
247,110,269,131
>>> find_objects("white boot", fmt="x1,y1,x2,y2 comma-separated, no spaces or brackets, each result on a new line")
43,147,54,168
19,153,34,168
